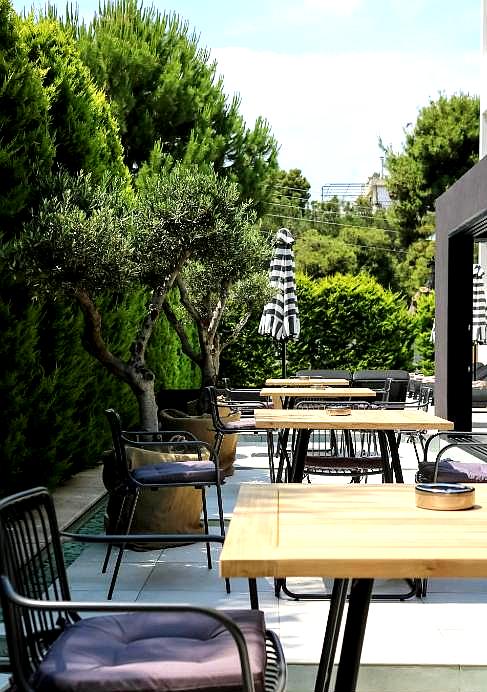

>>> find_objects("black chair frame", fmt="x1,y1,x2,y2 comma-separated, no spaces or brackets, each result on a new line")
0,487,287,692
276,400,420,602
104,409,227,599
206,386,277,482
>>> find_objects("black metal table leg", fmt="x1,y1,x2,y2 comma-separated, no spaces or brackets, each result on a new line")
385,430,404,483
314,579,349,692
290,428,312,483
333,578,374,692
248,578,259,609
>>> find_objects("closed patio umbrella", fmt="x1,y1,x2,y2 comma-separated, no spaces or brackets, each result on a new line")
259,227,300,377
473,263,487,376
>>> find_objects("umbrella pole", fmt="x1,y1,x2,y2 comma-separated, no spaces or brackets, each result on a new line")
282,341,287,378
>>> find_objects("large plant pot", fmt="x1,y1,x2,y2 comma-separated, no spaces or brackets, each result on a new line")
159,406,240,476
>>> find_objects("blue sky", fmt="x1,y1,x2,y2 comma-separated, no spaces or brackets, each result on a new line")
13,0,482,200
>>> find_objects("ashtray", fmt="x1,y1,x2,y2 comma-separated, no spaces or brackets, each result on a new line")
326,406,352,416
415,483,475,510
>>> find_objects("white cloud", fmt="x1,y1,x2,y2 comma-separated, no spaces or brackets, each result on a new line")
212,46,480,200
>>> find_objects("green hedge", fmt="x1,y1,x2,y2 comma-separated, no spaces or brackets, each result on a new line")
0,287,199,495
220,273,415,385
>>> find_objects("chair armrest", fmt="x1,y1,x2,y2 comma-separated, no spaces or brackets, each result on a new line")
423,431,487,459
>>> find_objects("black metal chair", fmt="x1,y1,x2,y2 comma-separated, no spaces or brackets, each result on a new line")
0,487,287,692
417,430,487,483
275,400,399,601
416,431,487,598
352,370,409,402
292,400,392,483
374,383,433,463
103,408,227,599
205,386,277,482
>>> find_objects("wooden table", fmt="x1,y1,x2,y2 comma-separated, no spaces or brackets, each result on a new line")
260,387,376,409
264,378,349,387
221,483,487,692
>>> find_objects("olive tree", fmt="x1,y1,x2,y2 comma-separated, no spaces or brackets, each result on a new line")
20,164,252,429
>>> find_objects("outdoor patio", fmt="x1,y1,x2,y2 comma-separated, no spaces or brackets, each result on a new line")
2,421,487,692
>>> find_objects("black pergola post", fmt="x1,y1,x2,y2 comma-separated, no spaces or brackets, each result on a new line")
435,155,487,431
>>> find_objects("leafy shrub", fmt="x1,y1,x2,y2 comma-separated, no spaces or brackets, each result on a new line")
0,0,53,231
0,288,199,496
411,290,435,375
220,273,414,385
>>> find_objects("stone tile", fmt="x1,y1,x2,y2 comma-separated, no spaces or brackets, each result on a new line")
356,665,461,692
460,666,487,692
67,557,154,592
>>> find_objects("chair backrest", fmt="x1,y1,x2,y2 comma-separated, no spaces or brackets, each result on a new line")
104,410,207,492
204,386,228,432
293,400,389,476
105,408,135,489
417,384,432,410
0,487,77,690
352,370,409,402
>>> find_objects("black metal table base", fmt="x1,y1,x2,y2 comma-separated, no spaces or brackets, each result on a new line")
274,576,421,601
315,578,374,692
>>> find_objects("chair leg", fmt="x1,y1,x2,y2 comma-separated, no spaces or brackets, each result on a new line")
201,487,212,570
102,490,127,574
215,483,230,594
107,488,139,600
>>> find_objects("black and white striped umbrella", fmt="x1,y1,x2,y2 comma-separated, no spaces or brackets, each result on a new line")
259,228,300,375
473,263,487,344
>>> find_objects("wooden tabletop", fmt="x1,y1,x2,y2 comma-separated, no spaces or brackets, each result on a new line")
254,407,454,430
264,378,349,387
260,387,376,409
220,484,487,579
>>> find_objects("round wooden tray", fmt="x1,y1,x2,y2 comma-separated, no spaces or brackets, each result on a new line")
415,483,475,510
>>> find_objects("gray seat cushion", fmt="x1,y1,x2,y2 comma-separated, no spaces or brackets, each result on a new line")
32,610,267,692
419,458,487,483
132,460,222,484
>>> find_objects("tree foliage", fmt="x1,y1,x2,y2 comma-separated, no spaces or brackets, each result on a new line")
20,12,129,184
20,165,262,428
384,93,479,246
0,0,53,229
75,0,278,213
221,273,414,385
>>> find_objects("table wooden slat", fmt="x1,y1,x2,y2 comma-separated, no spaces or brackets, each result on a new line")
264,378,349,387
220,484,487,579
254,407,454,430
260,387,377,409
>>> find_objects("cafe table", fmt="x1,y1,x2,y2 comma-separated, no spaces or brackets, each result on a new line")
260,386,376,410
264,378,349,387
220,483,487,692
254,407,454,483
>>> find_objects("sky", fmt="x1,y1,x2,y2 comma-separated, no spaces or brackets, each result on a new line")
12,0,482,201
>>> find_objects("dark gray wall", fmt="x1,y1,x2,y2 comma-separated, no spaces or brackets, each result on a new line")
435,155,487,430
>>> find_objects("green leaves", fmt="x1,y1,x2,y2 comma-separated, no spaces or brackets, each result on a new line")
21,172,137,295
384,93,479,246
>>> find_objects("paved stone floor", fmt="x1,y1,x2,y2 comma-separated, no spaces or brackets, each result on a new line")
3,422,487,691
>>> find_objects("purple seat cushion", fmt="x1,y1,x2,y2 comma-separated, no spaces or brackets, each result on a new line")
32,610,267,692
221,417,259,432
132,460,222,484
420,458,487,483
